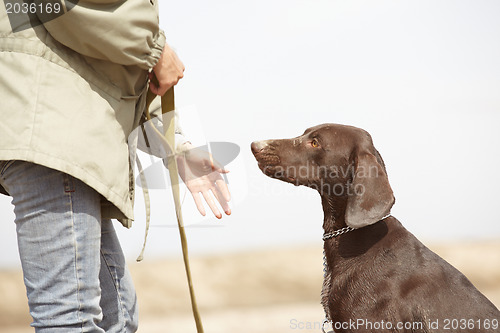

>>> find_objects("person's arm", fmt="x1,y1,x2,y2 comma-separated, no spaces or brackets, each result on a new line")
35,0,164,70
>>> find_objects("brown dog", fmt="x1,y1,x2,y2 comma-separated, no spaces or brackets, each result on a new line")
251,124,499,333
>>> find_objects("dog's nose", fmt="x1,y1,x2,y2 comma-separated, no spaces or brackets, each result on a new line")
251,140,269,154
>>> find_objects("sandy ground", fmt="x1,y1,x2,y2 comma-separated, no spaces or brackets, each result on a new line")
1,240,499,333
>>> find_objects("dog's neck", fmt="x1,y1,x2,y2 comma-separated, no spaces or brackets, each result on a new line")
320,193,350,323
320,194,349,233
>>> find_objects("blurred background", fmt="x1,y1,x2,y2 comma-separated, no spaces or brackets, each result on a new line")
1,0,499,332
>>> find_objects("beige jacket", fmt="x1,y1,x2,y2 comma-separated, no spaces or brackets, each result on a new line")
0,0,166,227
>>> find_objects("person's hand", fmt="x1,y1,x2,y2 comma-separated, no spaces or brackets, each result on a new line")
175,144,231,219
149,43,185,96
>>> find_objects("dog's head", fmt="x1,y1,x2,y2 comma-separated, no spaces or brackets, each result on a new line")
251,123,395,228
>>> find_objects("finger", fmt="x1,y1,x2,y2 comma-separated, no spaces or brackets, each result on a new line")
151,76,171,96
215,177,231,203
191,192,206,216
173,52,185,73
149,81,169,96
212,181,231,215
202,190,222,219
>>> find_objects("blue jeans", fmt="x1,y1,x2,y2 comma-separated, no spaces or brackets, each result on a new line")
0,161,138,332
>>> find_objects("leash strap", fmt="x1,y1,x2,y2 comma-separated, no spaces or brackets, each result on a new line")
138,82,204,333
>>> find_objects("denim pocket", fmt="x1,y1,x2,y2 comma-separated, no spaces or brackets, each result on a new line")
0,160,15,177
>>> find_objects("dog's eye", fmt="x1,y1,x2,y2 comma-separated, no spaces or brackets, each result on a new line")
311,138,320,148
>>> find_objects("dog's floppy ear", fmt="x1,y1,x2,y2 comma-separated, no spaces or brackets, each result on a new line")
345,151,395,229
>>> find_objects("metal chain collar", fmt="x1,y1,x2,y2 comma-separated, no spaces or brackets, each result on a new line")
322,226,354,241
322,214,392,241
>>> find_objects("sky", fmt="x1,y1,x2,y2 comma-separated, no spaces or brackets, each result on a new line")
1,0,499,267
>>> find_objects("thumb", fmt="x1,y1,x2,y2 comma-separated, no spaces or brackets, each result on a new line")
211,158,229,173
149,81,160,95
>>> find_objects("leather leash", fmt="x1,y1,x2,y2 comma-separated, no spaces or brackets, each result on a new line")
139,81,204,333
